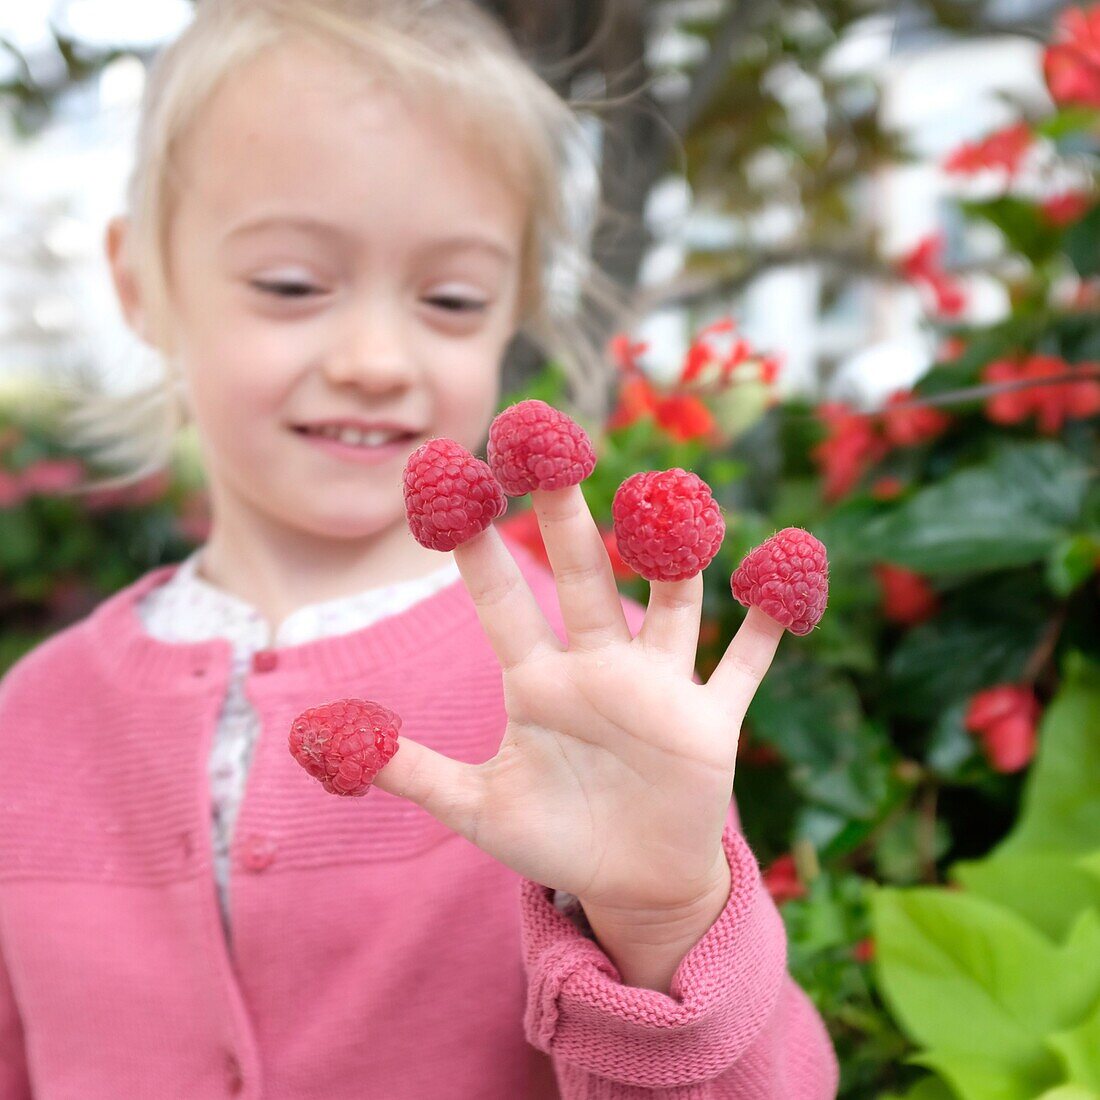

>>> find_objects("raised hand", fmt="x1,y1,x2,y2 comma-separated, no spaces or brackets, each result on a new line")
289,401,829,990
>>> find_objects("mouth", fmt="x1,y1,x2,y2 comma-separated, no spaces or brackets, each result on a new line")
292,424,420,449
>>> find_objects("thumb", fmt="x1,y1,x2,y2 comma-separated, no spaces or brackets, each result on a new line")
369,734,485,843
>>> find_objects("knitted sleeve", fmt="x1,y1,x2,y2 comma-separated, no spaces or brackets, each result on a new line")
0,934,31,1099
518,802,839,1098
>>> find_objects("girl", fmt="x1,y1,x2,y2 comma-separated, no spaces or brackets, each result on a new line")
0,1,839,1096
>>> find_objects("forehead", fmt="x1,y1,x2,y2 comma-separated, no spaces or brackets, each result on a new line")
172,39,527,246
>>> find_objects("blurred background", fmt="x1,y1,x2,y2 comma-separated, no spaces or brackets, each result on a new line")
2,3,1099,1098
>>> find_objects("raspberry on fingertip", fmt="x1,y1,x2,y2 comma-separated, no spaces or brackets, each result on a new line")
612,468,725,582
403,438,506,551
487,399,596,495
730,527,829,635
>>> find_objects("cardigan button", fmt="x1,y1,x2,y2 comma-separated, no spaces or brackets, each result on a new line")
240,833,277,872
251,649,278,673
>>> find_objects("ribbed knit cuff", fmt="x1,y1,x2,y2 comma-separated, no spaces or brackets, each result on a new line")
518,823,788,1090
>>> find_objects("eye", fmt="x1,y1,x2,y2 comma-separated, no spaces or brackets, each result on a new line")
426,294,487,313
251,280,320,299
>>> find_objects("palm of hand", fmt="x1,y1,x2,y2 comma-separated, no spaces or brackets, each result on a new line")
371,485,785,917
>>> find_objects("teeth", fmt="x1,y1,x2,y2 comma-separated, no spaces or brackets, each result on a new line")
310,426,405,446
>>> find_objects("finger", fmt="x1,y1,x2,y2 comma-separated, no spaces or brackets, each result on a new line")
368,735,486,846
529,485,632,649
635,572,703,677
451,522,563,671
705,605,785,713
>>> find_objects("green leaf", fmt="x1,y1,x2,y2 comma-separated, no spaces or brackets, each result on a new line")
1046,535,1100,597
886,572,1049,720
1035,1088,1100,1100
959,197,1059,263
746,656,897,823
952,854,1100,942
902,1078,958,1100
874,812,951,885
871,888,1100,1068
1034,106,1100,140
0,507,41,570
854,442,1091,574
913,1049,1054,1100
925,700,979,777
1065,203,1100,278
1047,996,1100,1088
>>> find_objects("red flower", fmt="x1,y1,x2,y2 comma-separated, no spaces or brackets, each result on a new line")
881,390,952,448
758,356,782,385
1039,191,1095,226
899,234,968,317
608,333,649,377
679,318,737,385
852,937,875,964
811,402,889,501
942,122,1033,178
938,336,968,361
607,376,717,443
1043,6,1100,109
982,359,1033,425
21,458,85,495
965,684,1042,773
606,376,661,433
984,356,1100,433
870,476,906,501
762,854,806,905
654,393,716,442
873,564,940,626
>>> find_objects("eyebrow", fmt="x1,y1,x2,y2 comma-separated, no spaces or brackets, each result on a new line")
221,215,515,263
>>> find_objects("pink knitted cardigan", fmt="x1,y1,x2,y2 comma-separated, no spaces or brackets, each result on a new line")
0,534,839,1098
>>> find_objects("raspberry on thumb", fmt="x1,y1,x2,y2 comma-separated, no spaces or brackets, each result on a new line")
289,699,401,797
486,398,597,495
730,527,829,635
403,437,506,551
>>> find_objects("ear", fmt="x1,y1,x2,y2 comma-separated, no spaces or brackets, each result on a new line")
104,215,149,342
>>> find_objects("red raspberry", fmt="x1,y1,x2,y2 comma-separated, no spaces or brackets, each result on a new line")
288,699,401,797
730,528,829,635
611,468,725,581
487,399,596,495
403,438,506,551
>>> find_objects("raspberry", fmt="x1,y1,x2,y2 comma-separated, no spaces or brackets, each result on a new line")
730,528,829,635
611,468,725,581
288,698,401,797
403,438,506,551
486,399,596,495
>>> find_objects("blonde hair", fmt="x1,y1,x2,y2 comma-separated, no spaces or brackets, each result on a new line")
62,0,642,493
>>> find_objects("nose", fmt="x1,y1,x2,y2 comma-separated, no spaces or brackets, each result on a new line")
322,299,417,393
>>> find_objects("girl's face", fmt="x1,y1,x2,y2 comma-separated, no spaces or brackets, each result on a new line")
160,39,526,545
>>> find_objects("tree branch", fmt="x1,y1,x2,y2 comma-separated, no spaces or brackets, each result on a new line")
665,0,759,137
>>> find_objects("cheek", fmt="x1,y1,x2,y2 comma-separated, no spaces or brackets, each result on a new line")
431,348,503,438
